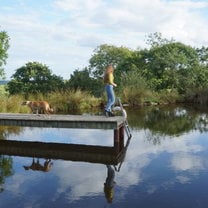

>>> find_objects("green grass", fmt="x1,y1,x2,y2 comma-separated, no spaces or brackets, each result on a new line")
0,90,102,114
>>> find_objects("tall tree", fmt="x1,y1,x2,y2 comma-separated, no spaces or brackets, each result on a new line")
0,30,10,79
196,46,208,66
89,44,135,79
65,68,103,96
7,62,65,95
135,33,200,92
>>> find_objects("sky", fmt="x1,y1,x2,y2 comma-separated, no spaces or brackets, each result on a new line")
0,0,208,80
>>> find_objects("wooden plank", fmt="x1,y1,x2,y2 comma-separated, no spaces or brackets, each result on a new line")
0,140,125,165
0,113,125,129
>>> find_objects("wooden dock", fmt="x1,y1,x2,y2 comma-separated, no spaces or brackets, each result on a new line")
0,113,125,129
0,113,126,148
0,113,128,163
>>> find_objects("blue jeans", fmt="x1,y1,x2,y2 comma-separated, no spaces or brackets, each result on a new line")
105,84,115,112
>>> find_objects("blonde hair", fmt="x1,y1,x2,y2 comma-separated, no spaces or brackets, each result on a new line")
103,64,114,83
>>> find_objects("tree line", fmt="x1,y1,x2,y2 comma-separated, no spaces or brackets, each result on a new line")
1,31,208,104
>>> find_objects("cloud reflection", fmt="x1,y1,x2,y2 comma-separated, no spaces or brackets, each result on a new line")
171,153,204,171
4,126,208,203
54,161,105,201
176,175,191,184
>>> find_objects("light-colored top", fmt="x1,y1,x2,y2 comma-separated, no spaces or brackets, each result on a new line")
104,72,114,85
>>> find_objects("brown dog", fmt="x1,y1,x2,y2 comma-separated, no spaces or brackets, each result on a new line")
22,100,53,114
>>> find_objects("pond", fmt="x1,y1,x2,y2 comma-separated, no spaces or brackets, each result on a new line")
1,104,208,208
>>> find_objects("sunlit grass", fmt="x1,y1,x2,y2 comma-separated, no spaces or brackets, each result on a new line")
0,89,102,114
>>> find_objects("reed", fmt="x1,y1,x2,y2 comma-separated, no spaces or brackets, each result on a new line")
121,86,152,107
64,89,101,113
0,90,101,114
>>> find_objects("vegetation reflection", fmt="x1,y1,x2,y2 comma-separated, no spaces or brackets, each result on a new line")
0,156,13,192
0,126,23,192
127,105,208,144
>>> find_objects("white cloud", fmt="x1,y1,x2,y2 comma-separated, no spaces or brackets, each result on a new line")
54,0,104,12
1,0,208,79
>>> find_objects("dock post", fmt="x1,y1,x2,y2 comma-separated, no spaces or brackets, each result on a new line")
114,123,125,153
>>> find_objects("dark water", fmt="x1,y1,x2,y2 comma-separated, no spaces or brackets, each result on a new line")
1,105,208,207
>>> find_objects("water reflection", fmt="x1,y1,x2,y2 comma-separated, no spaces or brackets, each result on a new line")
104,165,116,203
0,128,132,206
0,126,23,140
128,104,208,140
23,158,53,172
0,138,129,165
2,105,208,207
0,155,13,193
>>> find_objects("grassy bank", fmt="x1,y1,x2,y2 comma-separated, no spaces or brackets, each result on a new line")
1,85,208,114
0,89,102,114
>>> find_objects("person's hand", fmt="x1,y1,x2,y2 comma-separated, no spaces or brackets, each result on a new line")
114,83,117,87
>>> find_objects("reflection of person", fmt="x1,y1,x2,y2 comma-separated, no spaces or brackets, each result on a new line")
103,64,117,117
104,165,116,203
23,158,53,172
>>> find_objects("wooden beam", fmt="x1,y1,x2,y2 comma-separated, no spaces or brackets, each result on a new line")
0,113,125,129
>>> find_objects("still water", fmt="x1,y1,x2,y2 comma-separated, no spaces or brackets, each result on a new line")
1,105,208,208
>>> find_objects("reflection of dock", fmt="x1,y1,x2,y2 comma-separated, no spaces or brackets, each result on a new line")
0,140,128,165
